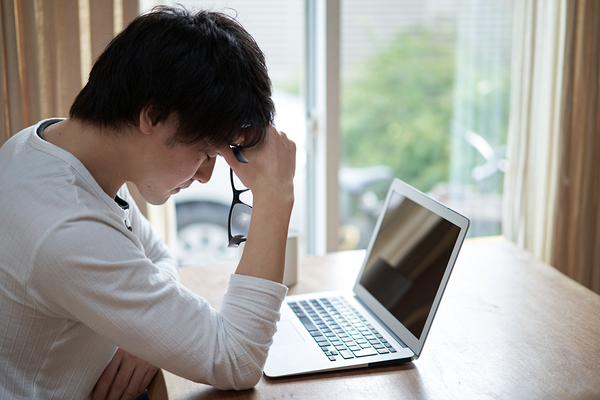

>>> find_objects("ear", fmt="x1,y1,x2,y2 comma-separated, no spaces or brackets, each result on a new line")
139,104,162,135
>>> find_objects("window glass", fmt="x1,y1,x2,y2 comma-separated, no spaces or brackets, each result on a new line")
339,0,514,250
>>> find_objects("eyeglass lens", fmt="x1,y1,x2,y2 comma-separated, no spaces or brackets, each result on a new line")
228,168,252,248
230,203,252,238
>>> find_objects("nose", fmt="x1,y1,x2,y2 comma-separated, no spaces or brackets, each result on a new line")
193,154,217,184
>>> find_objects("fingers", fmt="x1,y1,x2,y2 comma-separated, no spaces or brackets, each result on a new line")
218,144,246,171
106,356,142,400
139,365,160,395
92,348,158,400
218,126,295,194
127,362,158,399
92,349,121,400
219,126,293,167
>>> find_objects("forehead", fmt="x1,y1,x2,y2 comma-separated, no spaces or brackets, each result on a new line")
200,133,246,150
167,132,221,152
171,122,249,151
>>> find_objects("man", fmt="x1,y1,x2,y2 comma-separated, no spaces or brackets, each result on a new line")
0,6,295,400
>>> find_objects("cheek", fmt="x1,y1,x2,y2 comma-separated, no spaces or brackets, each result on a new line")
164,148,206,180
182,155,204,177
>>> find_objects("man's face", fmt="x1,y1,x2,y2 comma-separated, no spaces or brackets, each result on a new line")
134,121,224,206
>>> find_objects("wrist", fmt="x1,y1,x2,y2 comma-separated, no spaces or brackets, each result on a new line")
252,185,294,214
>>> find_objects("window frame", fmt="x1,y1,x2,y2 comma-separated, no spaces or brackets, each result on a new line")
304,0,341,254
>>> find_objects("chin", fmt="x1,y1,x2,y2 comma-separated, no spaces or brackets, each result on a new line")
147,196,170,206
140,192,170,206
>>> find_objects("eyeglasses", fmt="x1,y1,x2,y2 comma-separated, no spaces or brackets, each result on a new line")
227,168,252,247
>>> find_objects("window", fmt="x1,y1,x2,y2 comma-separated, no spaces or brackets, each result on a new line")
143,0,514,264
337,0,514,250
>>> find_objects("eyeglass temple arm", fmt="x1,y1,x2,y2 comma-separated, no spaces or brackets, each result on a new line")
230,168,250,203
232,145,249,163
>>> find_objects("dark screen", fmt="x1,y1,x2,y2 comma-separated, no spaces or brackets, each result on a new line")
359,191,461,339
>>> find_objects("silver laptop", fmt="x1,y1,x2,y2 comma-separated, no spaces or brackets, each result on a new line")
264,177,469,377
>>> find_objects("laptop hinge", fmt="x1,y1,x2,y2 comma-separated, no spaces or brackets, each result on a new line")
353,295,409,350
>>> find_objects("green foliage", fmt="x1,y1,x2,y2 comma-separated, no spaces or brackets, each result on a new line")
342,27,456,192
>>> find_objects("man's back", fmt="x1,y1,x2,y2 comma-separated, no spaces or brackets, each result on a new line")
0,121,122,398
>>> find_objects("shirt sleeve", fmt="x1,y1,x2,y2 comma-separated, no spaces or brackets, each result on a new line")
28,213,288,390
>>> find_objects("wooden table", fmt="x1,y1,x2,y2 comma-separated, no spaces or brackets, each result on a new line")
148,237,600,400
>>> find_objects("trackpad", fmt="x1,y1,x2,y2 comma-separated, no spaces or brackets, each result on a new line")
272,320,305,346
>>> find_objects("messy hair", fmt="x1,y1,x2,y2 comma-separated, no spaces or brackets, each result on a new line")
70,6,274,148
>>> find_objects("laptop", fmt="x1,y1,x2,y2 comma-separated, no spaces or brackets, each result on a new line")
264,177,469,377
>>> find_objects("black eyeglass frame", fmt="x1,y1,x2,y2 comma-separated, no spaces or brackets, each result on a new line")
227,168,252,248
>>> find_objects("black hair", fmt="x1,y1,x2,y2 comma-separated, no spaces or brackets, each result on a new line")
69,5,274,148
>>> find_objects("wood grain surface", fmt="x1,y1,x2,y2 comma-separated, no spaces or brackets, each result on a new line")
148,237,600,400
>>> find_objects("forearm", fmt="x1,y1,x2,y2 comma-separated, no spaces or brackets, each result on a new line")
235,192,293,283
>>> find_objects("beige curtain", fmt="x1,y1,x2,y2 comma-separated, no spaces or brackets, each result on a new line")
0,0,138,144
551,0,600,294
504,0,600,294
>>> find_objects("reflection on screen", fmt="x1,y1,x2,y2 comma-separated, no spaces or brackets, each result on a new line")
359,191,461,339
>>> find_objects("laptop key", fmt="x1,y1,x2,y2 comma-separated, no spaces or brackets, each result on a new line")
339,350,354,359
352,348,378,357
292,296,407,363
298,316,318,332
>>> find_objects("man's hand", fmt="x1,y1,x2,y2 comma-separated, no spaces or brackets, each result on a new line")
221,126,297,284
92,348,158,400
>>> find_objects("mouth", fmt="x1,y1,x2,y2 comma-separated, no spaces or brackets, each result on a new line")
172,181,193,194
180,181,193,190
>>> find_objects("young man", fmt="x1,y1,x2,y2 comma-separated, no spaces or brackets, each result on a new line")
0,6,295,400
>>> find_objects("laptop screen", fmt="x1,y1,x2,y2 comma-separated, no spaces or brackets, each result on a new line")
359,190,461,340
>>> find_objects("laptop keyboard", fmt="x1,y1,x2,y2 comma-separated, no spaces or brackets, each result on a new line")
288,296,400,362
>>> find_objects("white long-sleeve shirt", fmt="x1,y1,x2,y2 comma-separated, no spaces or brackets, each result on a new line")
0,120,287,399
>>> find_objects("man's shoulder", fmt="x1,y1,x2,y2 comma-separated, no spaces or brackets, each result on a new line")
0,161,131,264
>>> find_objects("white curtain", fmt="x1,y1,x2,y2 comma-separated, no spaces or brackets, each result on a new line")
502,0,566,263
448,0,513,239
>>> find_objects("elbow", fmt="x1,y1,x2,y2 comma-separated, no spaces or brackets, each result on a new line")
206,340,270,390
211,361,264,391
232,366,264,391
